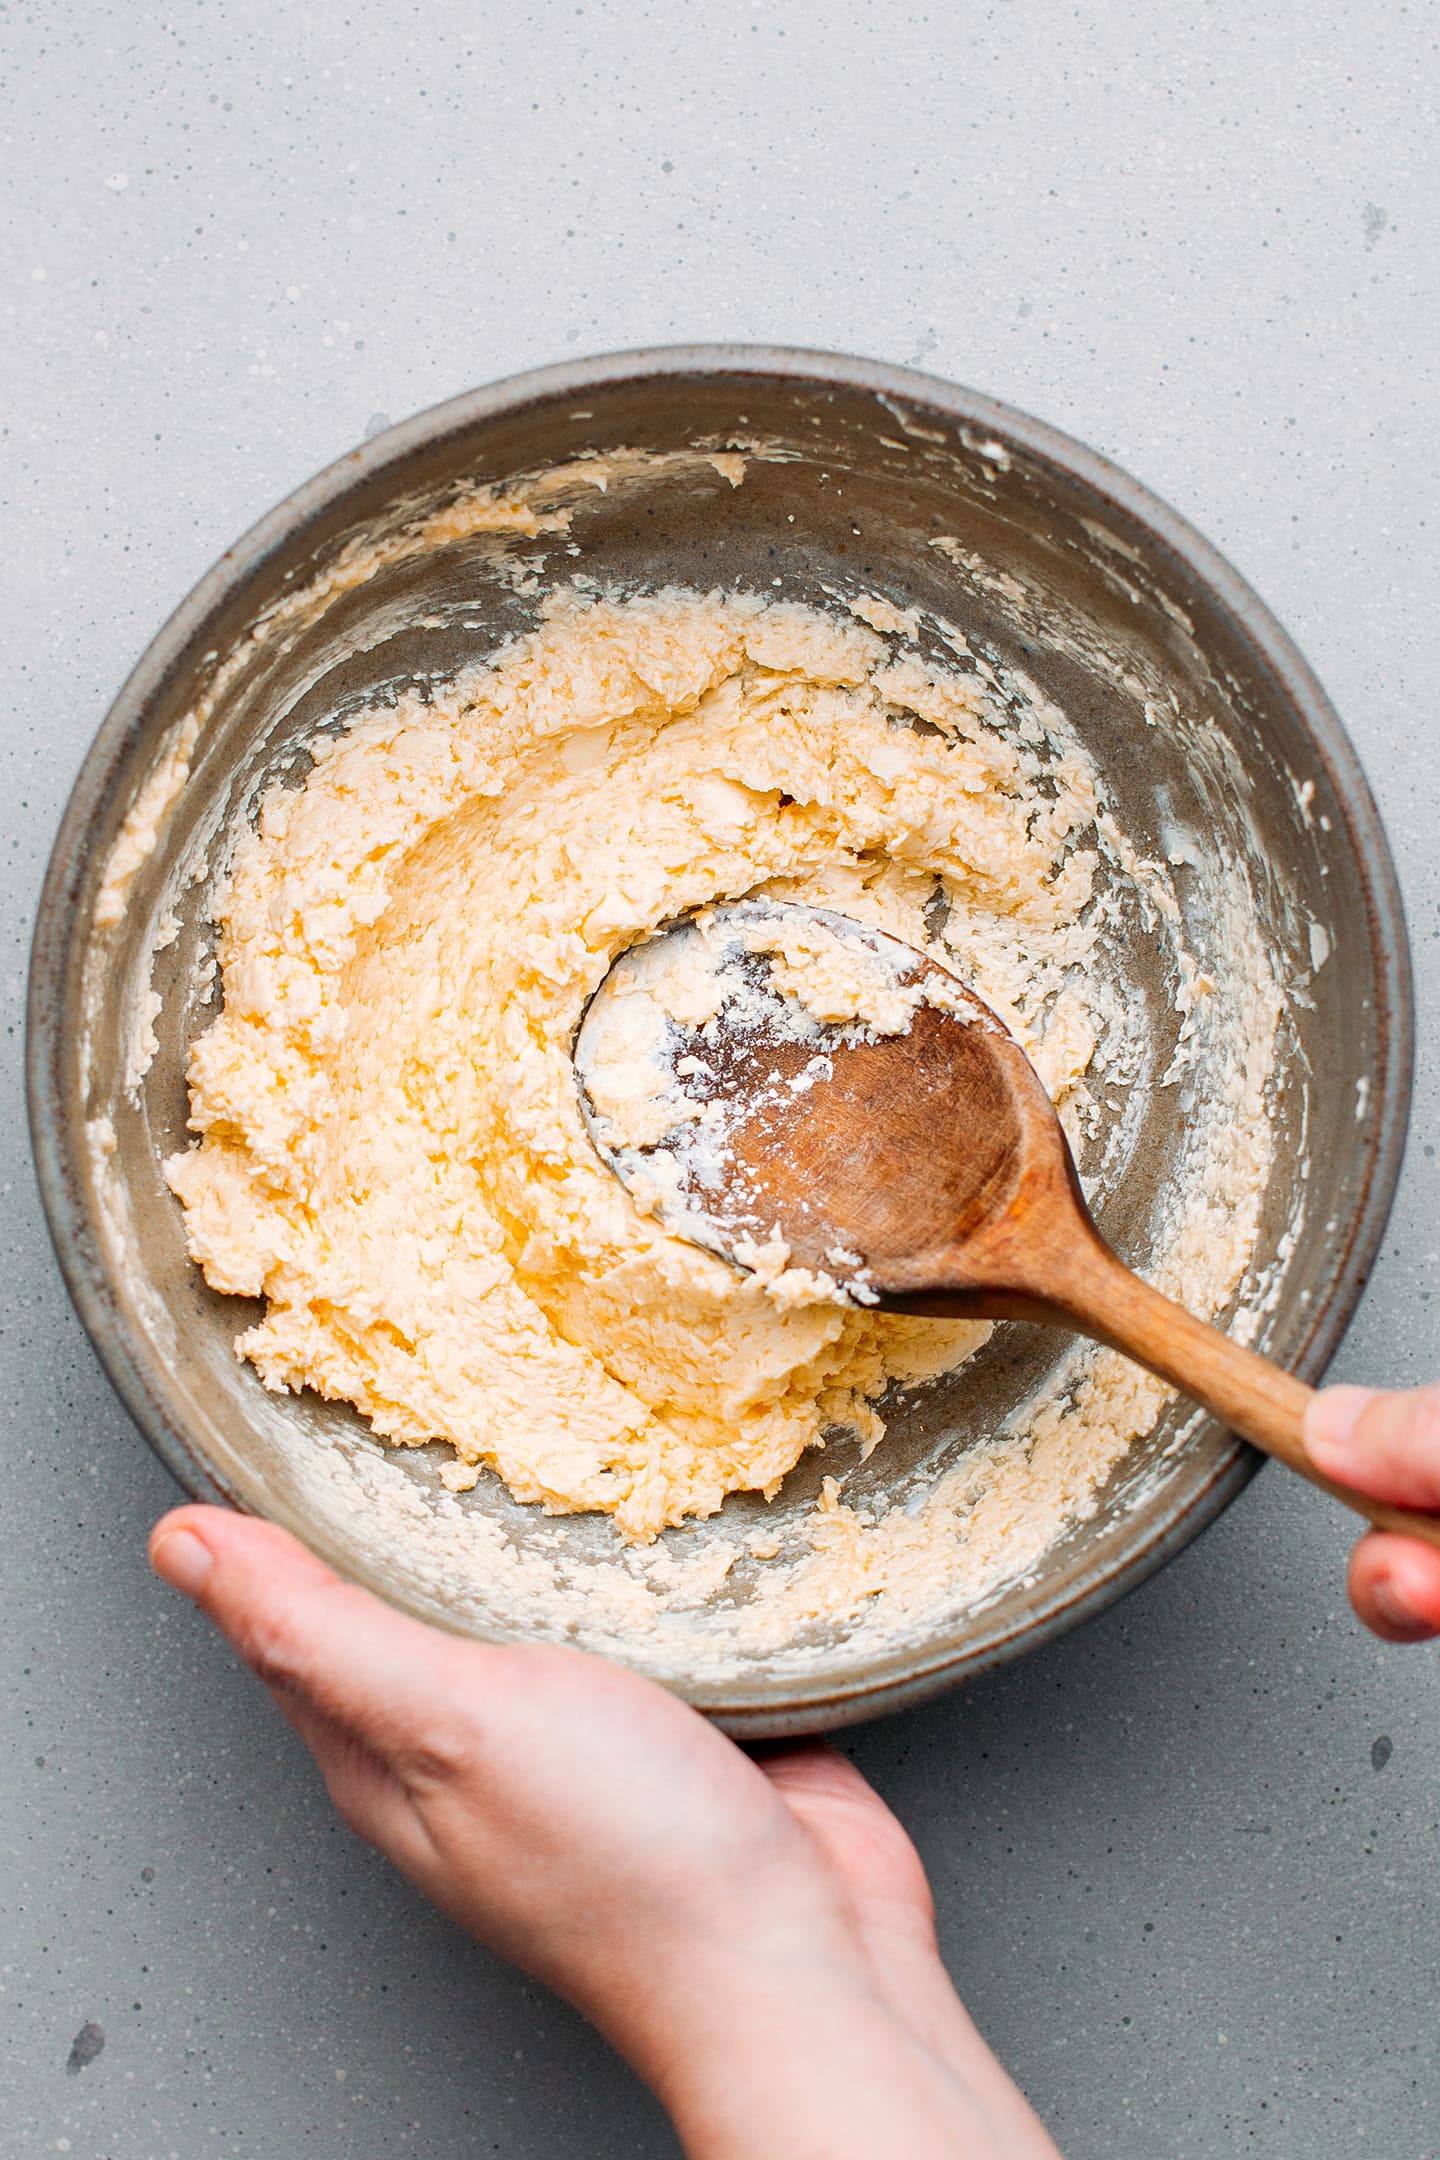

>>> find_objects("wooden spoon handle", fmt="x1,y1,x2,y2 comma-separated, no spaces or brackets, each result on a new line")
1049,1235,1440,1553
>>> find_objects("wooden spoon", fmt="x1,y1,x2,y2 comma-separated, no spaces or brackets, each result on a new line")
576,899,1438,1551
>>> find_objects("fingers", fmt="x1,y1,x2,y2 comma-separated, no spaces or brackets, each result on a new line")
1346,1532,1440,1642
756,1742,936,1932
1305,1384,1440,1509
1303,1389,1440,1642
148,1505,483,1775
754,1739,874,1805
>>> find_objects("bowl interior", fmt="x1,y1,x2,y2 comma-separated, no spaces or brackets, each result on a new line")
33,356,1408,1734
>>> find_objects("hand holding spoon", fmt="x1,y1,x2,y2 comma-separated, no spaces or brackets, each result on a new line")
576,899,1440,1550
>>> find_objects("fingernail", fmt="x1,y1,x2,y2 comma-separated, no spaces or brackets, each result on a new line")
1304,1385,1381,1477
1371,1577,1424,1635
150,1527,214,1597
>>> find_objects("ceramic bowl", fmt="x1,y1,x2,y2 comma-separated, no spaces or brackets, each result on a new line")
27,348,1413,1734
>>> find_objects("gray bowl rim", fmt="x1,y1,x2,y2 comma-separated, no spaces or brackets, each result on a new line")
27,343,1415,1735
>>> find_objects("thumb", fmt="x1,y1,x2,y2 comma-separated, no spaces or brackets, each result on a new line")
1304,1385,1440,1511
149,1505,483,1768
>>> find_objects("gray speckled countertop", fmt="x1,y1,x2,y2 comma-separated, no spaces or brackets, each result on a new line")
3,3,1438,2153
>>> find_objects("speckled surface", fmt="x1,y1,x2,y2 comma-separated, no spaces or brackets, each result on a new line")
2,2,1438,2153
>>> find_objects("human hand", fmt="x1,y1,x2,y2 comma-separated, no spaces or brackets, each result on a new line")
1305,1385,1440,1640
149,1506,1060,2160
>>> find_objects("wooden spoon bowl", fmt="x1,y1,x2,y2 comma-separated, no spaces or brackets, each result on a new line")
578,902,1439,1554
